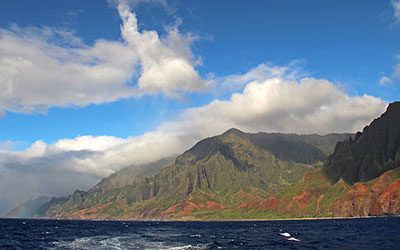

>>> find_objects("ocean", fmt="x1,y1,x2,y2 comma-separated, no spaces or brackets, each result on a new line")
0,217,399,249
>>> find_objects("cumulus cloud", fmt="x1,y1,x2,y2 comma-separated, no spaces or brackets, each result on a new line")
161,75,387,138
0,25,136,114
215,61,307,93
0,3,204,115
117,3,204,95
216,64,288,92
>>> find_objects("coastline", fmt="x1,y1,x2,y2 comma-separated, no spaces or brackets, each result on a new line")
2,214,399,222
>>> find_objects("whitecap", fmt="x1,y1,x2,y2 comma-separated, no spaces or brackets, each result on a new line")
169,245,193,250
280,232,291,237
287,237,300,242
168,243,210,250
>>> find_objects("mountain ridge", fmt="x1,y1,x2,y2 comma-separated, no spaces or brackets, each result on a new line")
8,102,400,220
11,130,351,219
325,102,400,184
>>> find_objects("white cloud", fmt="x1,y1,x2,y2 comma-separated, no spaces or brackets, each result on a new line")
0,65,389,214
1,132,184,177
393,0,400,23
0,3,204,115
161,75,387,137
215,61,307,93
379,60,400,85
63,131,185,177
0,131,186,214
54,136,126,152
1,64,388,197
217,64,288,91
0,140,14,151
117,4,204,95
379,76,393,85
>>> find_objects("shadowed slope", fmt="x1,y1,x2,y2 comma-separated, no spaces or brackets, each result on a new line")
325,102,400,184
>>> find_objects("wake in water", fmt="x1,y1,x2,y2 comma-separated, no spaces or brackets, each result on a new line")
1,218,400,249
55,235,214,250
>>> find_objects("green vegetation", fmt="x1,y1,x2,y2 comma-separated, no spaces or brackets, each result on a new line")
34,129,354,220
15,122,394,221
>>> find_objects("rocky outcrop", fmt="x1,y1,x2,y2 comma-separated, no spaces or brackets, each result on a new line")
330,170,400,217
325,102,400,184
370,179,400,215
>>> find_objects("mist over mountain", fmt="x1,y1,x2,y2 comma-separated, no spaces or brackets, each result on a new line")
5,196,51,219
13,129,349,220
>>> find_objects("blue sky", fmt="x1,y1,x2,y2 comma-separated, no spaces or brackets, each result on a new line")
0,0,399,146
0,0,399,213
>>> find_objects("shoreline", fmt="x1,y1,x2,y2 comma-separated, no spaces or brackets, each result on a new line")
2,214,399,222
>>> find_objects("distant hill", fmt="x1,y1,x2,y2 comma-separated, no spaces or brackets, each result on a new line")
5,196,51,218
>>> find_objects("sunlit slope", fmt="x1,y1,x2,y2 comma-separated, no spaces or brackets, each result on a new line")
40,129,349,220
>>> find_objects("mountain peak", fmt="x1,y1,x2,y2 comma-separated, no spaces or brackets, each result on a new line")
374,101,400,123
383,101,400,120
221,128,245,137
387,101,400,110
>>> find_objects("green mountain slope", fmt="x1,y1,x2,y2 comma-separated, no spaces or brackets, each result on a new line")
37,129,350,220
89,157,175,193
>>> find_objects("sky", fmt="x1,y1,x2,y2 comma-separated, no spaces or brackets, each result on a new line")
0,0,399,214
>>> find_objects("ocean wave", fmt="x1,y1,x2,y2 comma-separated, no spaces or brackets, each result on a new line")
54,236,123,250
52,235,211,250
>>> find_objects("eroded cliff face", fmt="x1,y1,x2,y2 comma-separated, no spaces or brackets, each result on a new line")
331,170,400,217
42,130,343,219
32,168,400,220
325,102,400,184
139,168,400,220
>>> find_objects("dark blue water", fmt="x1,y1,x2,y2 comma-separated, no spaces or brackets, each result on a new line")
1,217,399,249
